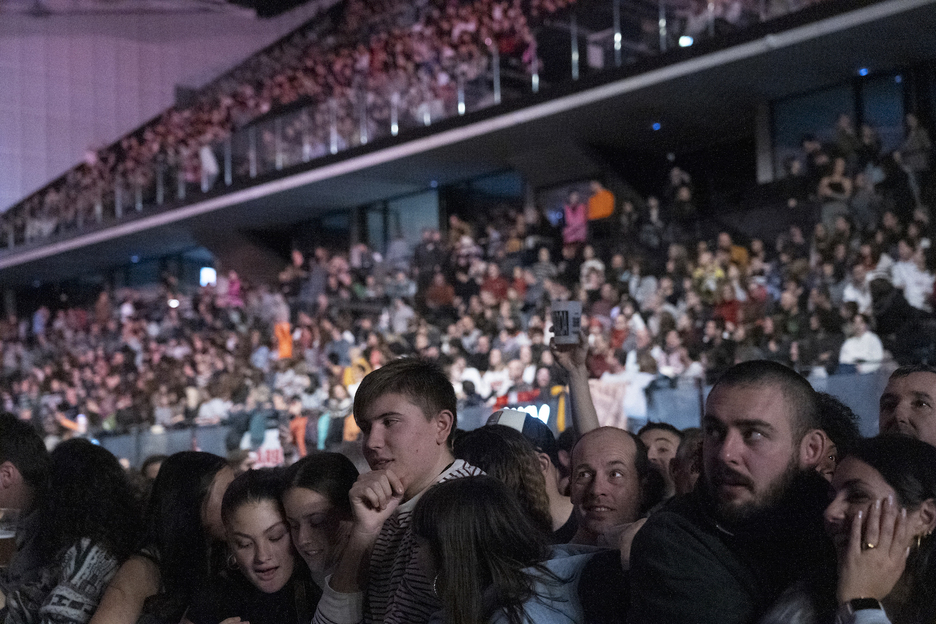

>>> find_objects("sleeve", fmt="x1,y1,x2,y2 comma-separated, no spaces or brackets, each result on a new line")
627,513,755,624
311,575,364,624
15,540,119,624
839,609,892,624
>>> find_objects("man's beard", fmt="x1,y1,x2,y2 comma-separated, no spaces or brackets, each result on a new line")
707,454,800,527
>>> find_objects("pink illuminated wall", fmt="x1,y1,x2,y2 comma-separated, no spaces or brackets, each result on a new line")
0,3,329,211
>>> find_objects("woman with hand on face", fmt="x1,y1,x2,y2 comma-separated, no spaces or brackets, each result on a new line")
281,453,358,591
184,469,317,624
90,452,235,624
824,434,936,624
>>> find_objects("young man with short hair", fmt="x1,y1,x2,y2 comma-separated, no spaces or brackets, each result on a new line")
313,359,482,624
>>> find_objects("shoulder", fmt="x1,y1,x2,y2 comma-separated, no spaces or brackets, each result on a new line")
107,555,161,596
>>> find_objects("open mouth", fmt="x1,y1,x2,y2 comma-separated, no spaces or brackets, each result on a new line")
254,566,279,582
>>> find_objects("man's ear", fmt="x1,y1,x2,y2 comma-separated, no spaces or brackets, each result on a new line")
435,410,455,444
536,452,551,475
799,429,826,469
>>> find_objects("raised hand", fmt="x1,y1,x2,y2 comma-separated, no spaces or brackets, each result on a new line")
550,330,588,372
837,496,911,604
349,468,405,538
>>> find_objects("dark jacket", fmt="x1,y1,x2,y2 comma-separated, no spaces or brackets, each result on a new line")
627,471,836,624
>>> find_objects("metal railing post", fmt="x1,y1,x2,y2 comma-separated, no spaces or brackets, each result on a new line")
224,135,233,185
248,126,258,178
391,92,400,136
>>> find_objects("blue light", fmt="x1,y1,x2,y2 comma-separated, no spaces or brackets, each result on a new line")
895,75,903,83
678,36,694,47
429,180,438,188
130,255,140,263
652,122,661,131
858,67,869,77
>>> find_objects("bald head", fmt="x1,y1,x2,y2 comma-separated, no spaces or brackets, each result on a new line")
569,427,657,544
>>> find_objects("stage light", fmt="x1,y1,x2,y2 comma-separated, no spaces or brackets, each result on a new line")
858,67,869,77
652,122,661,131
200,267,217,287
679,36,693,47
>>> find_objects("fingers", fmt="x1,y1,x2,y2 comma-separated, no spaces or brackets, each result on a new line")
385,468,405,498
877,496,897,554
892,507,911,559
351,473,396,512
848,508,864,559
863,498,882,550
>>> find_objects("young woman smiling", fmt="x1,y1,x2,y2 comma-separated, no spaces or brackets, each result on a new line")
281,452,358,590
184,469,317,624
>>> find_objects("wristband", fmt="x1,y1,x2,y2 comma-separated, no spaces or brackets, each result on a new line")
835,598,883,624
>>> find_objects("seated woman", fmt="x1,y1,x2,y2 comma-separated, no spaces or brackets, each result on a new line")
825,434,936,624
4,439,141,624
281,452,358,590
184,469,316,624
412,476,595,624
90,452,235,624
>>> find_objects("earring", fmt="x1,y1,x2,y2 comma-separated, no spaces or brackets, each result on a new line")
432,573,440,597
227,553,238,569
917,534,923,549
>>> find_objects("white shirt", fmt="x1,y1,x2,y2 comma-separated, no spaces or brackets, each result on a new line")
839,331,884,373
891,260,934,311
842,282,873,315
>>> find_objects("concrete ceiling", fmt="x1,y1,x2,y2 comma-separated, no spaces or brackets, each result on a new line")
2,0,935,286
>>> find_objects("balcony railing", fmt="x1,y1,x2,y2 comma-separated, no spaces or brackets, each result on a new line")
0,0,837,256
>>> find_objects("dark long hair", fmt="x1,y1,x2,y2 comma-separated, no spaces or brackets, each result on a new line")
453,425,554,537
140,452,229,622
844,435,936,624
284,452,358,516
39,439,141,563
411,476,557,624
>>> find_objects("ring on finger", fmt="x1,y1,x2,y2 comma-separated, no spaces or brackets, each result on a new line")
863,542,877,550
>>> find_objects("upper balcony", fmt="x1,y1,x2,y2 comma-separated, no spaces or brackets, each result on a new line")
1,0,935,286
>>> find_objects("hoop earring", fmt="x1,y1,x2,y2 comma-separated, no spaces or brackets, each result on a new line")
227,553,238,569
432,573,440,598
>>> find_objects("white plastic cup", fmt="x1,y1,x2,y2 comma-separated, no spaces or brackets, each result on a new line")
551,300,582,345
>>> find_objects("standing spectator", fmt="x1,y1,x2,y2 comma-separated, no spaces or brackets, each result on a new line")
562,191,587,251
899,112,932,206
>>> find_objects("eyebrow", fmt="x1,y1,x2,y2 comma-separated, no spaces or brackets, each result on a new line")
702,416,776,432
233,521,288,540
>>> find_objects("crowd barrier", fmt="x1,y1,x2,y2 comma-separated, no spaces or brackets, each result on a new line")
100,369,888,467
